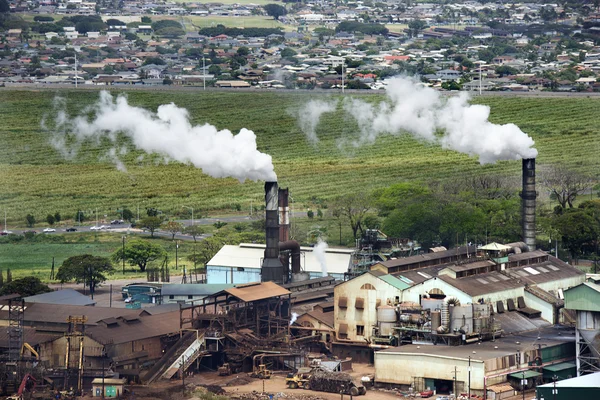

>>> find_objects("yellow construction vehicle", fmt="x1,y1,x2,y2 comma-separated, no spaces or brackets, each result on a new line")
20,343,39,360
250,364,272,379
285,368,312,389
218,363,232,376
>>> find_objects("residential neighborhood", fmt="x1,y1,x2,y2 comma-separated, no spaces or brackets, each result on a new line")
1,0,600,91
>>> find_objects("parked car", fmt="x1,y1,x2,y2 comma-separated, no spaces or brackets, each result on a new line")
90,226,102,230
111,219,124,224
0,230,12,236
43,228,56,233
65,228,77,232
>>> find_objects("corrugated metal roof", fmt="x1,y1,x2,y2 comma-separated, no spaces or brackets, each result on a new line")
222,282,290,302
1,303,144,326
543,362,576,372
207,244,351,274
509,370,542,379
85,311,181,345
378,274,411,290
537,371,600,388
25,289,96,306
378,245,478,269
564,282,600,312
160,284,235,296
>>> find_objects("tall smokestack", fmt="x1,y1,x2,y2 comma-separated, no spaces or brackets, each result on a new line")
278,188,290,242
521,158,536,252
262,181,284,284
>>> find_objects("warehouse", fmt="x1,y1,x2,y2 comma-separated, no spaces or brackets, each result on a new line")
374,327,576,397
563,280,600,375
535,372,600,400
206,243,353,284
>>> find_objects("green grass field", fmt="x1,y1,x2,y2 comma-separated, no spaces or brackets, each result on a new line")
0,89,599,229
0,233,202,280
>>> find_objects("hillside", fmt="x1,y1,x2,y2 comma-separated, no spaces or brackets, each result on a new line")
0,89,598,223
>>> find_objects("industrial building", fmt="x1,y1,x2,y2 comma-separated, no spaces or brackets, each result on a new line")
206,243,353,284
535,372,600,400
375,327,575,396
160,283,235,304
563,280,600,375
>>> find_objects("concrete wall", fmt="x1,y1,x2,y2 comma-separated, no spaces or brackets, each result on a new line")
524,291,554,322
334,273,401,341
538,275,586,294
207,266,344,284
374,351,486,390
207,266,261,284
401,278,472,305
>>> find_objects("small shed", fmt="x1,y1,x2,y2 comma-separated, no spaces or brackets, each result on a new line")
91,377,126,397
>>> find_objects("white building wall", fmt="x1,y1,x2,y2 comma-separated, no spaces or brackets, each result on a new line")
207,266,261,284
334,273,401,342
523,291,554,322
401,278,472,305
375,351,486,390
537,275,585,294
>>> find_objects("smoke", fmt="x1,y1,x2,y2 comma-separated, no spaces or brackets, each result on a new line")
300,77,538,163
43,91,277,182
295,99,338,144
314,238,329,277
290,312,299,326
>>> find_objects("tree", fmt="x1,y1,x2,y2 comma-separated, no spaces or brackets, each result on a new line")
75,210,85,223
0,0,10,13
122,208,134,222
554,209,599,262
183,225,205,242
46,214,55,226
141,16,152,24
264,4,287,20
140,216,162,237
26,214,36,228
0,277,52,297
163,221,183,240
57,255,115,297
112,239,166,272
408,19,427,37
54,212,61,223
6,268,11,283
331,192,373,239
541,165,594,209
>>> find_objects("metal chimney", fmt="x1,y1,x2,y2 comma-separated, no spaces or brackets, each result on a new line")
261,181,284,283
521,158,536,252
278,188,290,242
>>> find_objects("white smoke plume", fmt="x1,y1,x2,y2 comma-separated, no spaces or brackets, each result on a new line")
302,77,538,163
43,91,277,182
290,312,299,326
296,99,338,144
314,238,329,277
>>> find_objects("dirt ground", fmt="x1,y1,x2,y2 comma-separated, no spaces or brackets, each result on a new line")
127,365,403,400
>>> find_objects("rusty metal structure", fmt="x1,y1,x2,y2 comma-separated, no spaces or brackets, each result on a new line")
64,315,87,392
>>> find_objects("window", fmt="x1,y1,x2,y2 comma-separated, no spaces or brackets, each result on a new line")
169,295,174,299
356,325,365,336
188,295,193,299
361,283,376,290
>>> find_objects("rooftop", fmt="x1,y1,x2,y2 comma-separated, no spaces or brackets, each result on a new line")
378,326,575,362
537,371,600,388
220,281,290,303
208,243,352,275
160,283,235,296
24,289,96,306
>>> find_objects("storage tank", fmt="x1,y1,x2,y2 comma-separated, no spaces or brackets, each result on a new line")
431,311,441,333
421,298,444,311
379,322,396,336
377,305,397,322
473,303,490,319
450,304,474,334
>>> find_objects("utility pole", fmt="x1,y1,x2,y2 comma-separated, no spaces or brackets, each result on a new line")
452,366,458,398
521,370,526,400
341,60,345,94
122,236,126,274
203,56,206,90
74,51,78,88
468,356,471,398
552,375,558,400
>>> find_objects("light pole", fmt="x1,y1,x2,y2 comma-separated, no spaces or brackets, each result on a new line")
182,206,194,226
552,375,558,400
468,356,471,398
521,370,526,400
122,236,126,274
